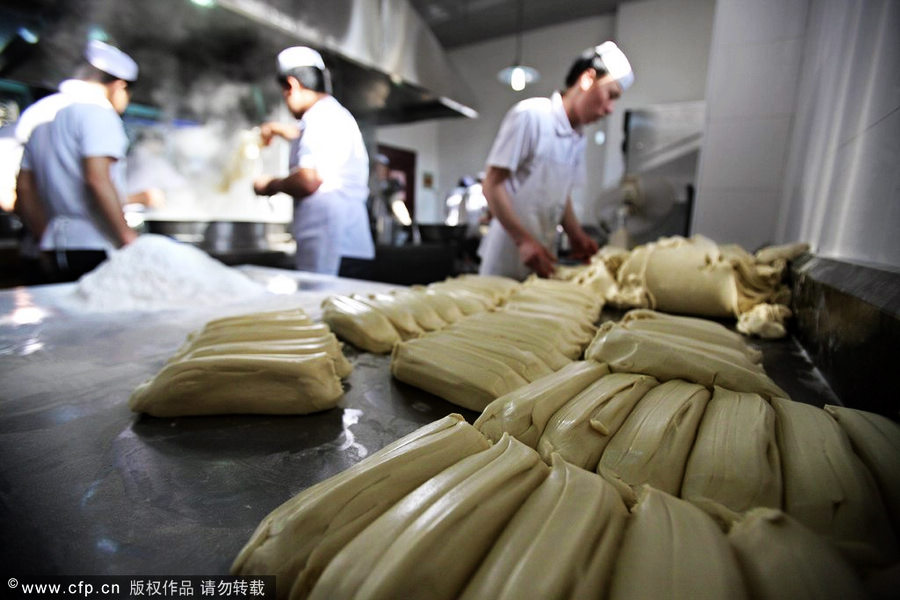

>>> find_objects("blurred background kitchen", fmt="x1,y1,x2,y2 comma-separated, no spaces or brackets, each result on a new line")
0,0,897,287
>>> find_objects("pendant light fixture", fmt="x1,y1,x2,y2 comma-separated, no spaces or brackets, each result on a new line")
497,0,539,91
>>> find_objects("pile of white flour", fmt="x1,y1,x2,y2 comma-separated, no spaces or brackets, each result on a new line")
73,234,268,312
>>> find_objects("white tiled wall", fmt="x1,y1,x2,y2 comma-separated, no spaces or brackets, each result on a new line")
608,0,717,188
698,0,899,269
704,38,805,121
693,0,809,250
778,0,900,268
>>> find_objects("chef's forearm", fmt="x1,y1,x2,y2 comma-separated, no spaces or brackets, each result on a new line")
83,157,134,247
483,167,536,247
259,121,301,145
14,169,47,239
272,168,323,199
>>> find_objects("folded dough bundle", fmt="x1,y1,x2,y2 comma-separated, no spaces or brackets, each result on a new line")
349,293,428,339
232,404,891,600
537,373,658,470
585,319,786,399
174,337,352,378
438,274,521,304
321,295,399,354
175,323,335,353
308,434,548,600
620,309,762,363
475,361,611,447
129,353,344,416
201,307,313,330
773,397,899,566
323,275,517,353
391,279,604,412
556,235,808,338
612,235,787,318
681,387,782,513
232,414,490,600
434,331,554,382
390,335,531,411
512,276,605,325
597,379,710,496
824,404,900,535
728,508,868,600
447,314,581,369
130,306,351,416
607,486,749,600
460,454,629,600
170,313,351,378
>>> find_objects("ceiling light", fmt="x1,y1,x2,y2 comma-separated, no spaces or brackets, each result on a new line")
17,27,39,44
190,0,216,8
497,0,539,92
498,64,538,92
87,26,108,42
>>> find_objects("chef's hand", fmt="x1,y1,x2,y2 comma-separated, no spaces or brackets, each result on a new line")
569,229,599,261
128,188,166,208
119,228,138,247
253,175,278,196
518,238,557,278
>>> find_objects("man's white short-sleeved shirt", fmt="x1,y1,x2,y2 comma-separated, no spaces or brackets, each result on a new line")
19,79,128,250
289,95,374,274
479,91,586,279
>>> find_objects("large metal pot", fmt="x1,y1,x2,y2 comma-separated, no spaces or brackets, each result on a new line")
203,221,290,252
144,219,208,245
145,220,291,252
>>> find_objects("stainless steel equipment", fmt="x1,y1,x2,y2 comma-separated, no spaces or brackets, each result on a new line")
597,101,705,247
146,219,291,253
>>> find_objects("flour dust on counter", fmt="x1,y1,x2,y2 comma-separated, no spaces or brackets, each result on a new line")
71,234,268,312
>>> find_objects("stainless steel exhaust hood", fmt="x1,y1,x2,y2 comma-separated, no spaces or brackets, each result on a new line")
0,0,479,125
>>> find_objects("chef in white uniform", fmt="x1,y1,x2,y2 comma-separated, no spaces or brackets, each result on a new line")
253,46,375,277
478,41,634,280
15,40,139,282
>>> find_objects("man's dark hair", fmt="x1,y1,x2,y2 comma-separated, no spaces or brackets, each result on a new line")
564,50,609,88
74,62,120,84
278,66,329,93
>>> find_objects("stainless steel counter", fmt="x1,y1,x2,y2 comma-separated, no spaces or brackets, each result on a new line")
0,267,841,577
0,267,478,576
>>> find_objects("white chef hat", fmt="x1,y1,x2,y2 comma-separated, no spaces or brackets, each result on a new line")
277,46,325,75
86,40,138,82
592,41,633,91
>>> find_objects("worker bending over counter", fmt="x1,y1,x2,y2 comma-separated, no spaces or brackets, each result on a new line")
479,41,634,280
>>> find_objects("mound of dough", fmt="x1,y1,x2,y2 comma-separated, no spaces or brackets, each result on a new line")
129,306,351,416
232,414,490,599
585,319,786,399
558,236,807,339
681,387,782,513
391,279,604,411
323,275,517,353
608,486,748,600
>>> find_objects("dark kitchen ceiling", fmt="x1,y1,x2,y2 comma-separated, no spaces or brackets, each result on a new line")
408,0,633,48
0,0,485,124
0,0,636,124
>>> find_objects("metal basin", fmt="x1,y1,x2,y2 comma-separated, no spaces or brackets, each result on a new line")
145,220,291,252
